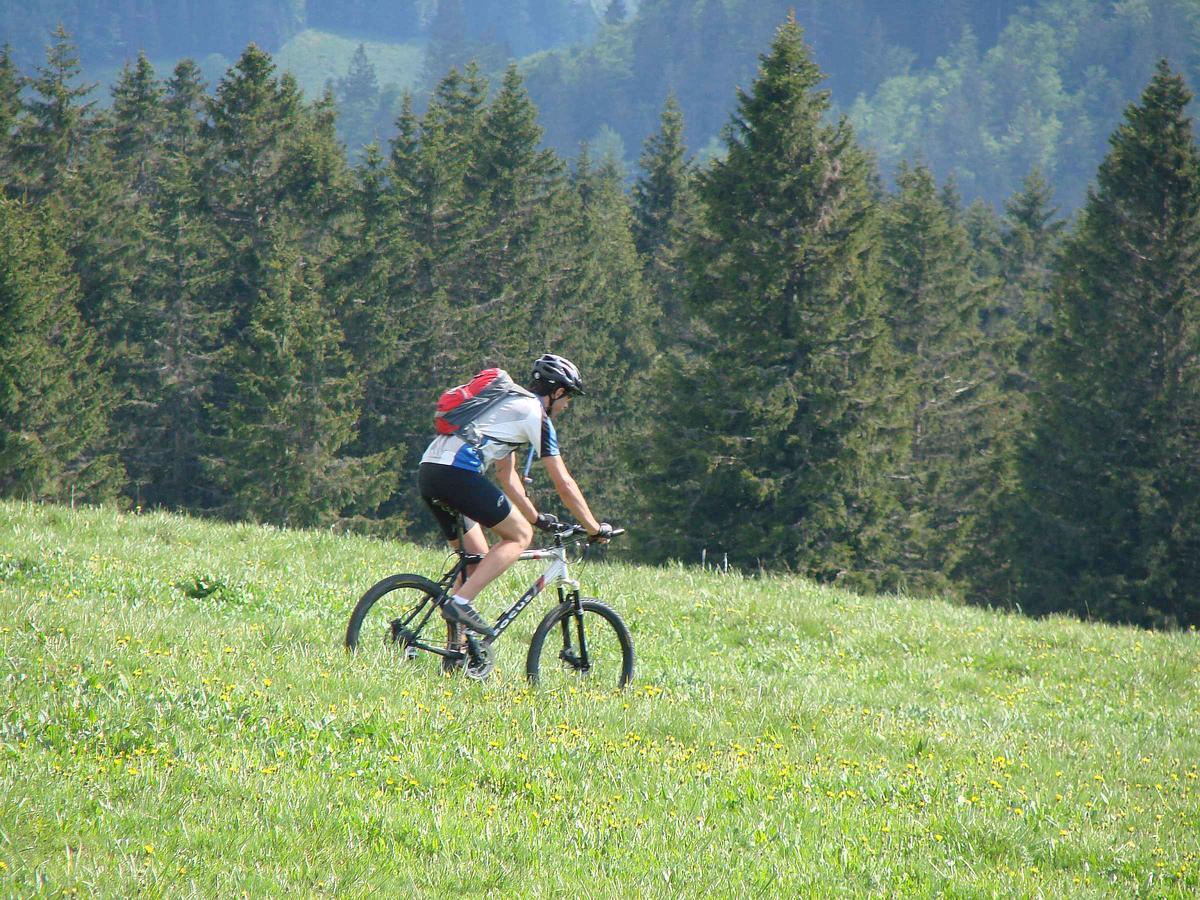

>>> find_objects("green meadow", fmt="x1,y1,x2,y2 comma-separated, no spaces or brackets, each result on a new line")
1,501,1197,896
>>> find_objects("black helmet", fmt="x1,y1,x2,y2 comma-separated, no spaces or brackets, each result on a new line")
531,353,585,396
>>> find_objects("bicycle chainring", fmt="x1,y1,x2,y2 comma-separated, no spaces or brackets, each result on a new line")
465,639,495,680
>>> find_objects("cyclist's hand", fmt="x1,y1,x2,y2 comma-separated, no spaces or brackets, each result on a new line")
588,523,614,544
534,512,560,533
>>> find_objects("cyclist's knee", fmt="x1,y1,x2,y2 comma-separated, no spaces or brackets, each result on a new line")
494,509,532,547
511,516,533,548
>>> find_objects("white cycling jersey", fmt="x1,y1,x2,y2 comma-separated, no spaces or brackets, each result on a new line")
420,393,559,474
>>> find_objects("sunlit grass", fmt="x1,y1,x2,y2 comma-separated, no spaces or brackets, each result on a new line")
1,501,1197,895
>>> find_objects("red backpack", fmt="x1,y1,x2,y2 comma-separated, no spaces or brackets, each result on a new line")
434,368,532,440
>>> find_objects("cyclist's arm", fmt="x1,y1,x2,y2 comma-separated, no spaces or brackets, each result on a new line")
541,454,601,534
495,452,539,523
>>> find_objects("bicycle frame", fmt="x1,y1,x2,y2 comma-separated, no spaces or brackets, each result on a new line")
407,539,580,659
491,544,578,639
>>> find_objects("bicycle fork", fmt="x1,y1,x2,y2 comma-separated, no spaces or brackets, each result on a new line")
557,588,590,672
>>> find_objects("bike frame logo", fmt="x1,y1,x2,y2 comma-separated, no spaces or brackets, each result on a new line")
494,558,567,635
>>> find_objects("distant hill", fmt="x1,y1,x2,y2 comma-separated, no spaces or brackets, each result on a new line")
5,0,1198,209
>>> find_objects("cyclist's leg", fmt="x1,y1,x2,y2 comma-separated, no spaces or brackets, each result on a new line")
454,508,532,602
452,521,489,590
445,522,488,668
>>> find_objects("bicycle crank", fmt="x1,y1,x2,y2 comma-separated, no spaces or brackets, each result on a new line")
464,634,495,680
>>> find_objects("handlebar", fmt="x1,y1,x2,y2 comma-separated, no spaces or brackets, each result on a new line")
549,523,625,543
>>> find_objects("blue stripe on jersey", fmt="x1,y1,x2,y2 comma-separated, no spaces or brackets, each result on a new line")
540,416,559,457
451,442,485,473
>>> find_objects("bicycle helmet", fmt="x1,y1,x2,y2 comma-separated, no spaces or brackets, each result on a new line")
530,353,586,396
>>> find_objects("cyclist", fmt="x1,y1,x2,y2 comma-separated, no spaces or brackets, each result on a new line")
418,353,612,640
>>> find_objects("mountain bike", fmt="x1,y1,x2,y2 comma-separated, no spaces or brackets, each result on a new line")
344,523,633,688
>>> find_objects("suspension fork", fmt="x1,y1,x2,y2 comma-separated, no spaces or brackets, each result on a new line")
557,584,589,669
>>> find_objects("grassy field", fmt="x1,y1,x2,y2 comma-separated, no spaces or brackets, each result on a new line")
1,501,1197,896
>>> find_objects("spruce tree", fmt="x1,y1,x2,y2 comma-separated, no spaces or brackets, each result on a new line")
996,169,1063,392
1011,61,1200,627
0,45,23,191
333,44,384,156
358,70,492,532
459,64,565,362
205,232,390,526
880,162,1004,593
12,26,96,206
645,17,908,587
631,93,696,331
201,45,391,525
131,60,224,510
540,150,654,522
0,198,122,501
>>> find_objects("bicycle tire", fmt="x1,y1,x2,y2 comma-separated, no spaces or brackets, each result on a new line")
526,597,633,689
345,574,443,657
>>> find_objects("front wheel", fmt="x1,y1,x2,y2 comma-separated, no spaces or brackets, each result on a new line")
526,598,633,690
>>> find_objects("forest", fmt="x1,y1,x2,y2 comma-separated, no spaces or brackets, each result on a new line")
1,17,1198,629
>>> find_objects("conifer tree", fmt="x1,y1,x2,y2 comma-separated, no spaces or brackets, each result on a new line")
201,45,391,525
880,162,1004,592
605,0,629,26
459,64,565,362
632,94,689,255
323,141,414,530
0,45,23,191
540,150,654,521
129,60,224,509
360,70,492,530
12,26,96,206
0,198,122,501
333,44,385,156
645,17,908,587
996,170,1063,392
55,55,178,507
631,93,696,331
1011,61,1200,627
205,231,391,526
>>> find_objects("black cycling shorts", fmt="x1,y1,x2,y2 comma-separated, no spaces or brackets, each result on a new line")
418,462,512,541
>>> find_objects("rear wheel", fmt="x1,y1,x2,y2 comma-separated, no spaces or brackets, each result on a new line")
345,574,442,663
526,598,633,690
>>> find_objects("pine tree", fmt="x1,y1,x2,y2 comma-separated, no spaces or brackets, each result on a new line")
632,94,698,342
201,45,390,525
1011,61,1200,627
996,169,1063,392
333,43,383,157
0,198,122,501
539,149,654,522
130,59,224,510
0,45,23,191
880,162,1004,592
644,17,908,587
12,26,96,206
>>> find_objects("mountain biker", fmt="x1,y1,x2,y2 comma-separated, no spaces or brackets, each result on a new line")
418,353,612,640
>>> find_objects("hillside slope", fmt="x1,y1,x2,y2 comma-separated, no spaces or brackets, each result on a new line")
1,502,1197,894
